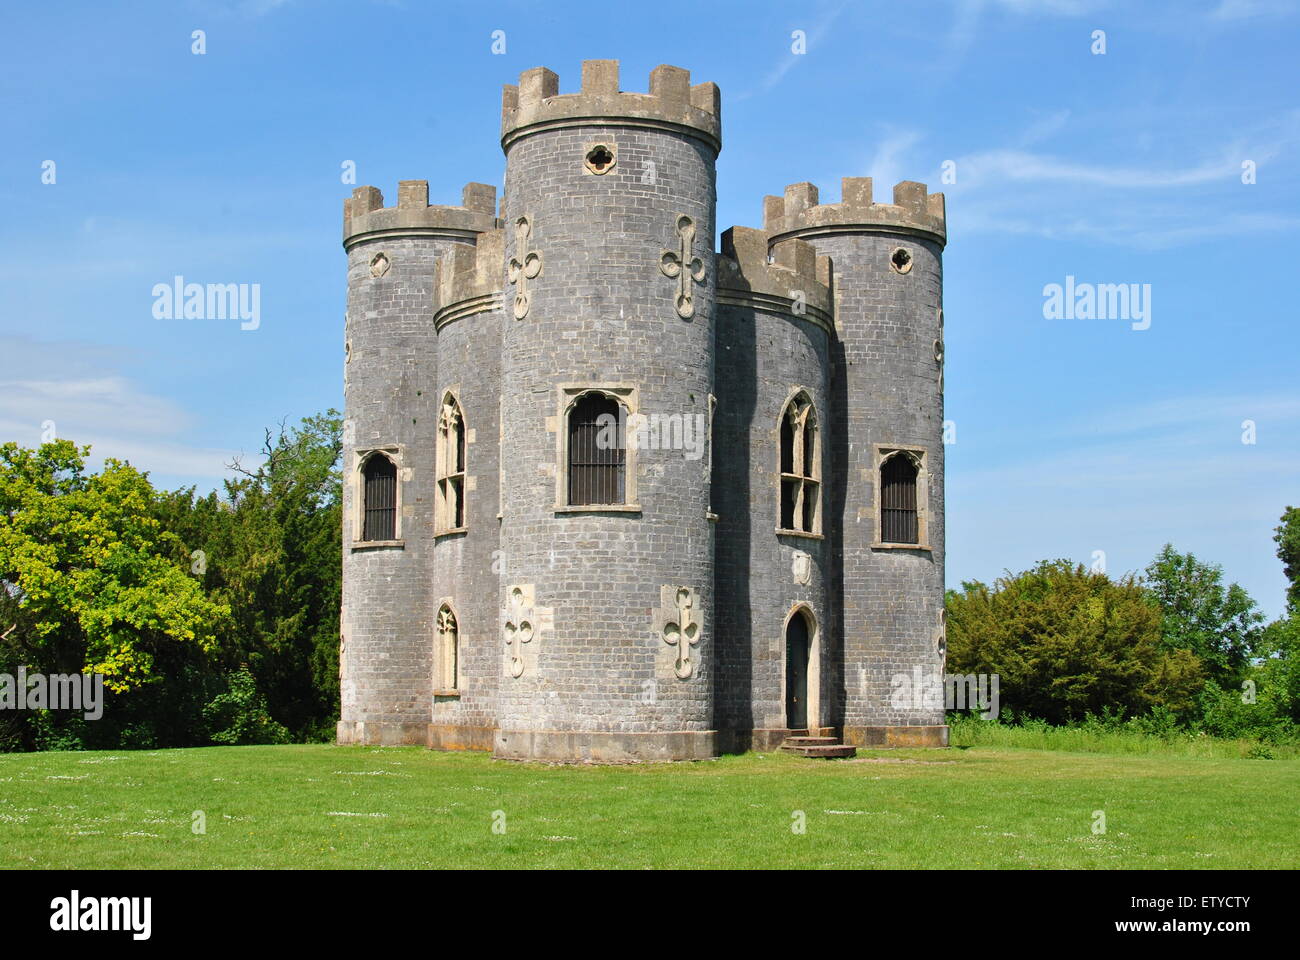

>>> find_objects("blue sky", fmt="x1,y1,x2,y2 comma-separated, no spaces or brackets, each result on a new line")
2,0,1297,617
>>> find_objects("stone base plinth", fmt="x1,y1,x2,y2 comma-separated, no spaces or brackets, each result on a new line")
339,721,948,754
842,724,949,748
427,723,495,752
336,720,428,746
493,728,717,763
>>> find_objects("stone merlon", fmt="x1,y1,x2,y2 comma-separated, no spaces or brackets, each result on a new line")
433,227,505,322
718,226,833,329
764,177,946,246
343,180,501,249
501,59,722,153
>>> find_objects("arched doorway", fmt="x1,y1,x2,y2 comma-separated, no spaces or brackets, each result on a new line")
785,610,811,730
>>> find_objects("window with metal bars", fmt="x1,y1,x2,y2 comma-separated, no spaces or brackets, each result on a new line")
568,393,625,506
779,395,819,533
880,453,919,544
361,454,397,541
437,396,466,532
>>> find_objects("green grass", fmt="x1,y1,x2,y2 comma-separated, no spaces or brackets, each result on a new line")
948,714,1300,759
2,743,1296,869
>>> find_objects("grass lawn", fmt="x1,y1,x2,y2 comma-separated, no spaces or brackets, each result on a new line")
1,744,1295,869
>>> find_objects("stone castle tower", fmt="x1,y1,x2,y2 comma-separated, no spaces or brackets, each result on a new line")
338,61,948,761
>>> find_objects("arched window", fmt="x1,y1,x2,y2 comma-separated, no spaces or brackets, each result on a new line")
436,604,459,693
437,395,466,532
880,453,919,544
361,454,397,541
568,392,625,506
779,393,819,533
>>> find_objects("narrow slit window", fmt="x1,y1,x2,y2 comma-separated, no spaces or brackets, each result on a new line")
436,604,459,692
437,396,466,532
779,394,819,534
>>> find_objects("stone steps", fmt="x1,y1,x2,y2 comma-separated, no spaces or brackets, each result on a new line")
780,735,857,759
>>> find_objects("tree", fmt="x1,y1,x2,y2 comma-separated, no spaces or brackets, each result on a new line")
0,440,230,694
155,410,343,740
1275,506,1300,613
0,441,232,750
1142,544,1264,685
946,560,1204,724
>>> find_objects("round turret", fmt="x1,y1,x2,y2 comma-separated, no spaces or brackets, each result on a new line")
494,60,720,761
766,177,949,748
338,180,499,746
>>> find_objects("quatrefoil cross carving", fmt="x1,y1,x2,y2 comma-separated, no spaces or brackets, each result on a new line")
503,585,534,678
507,215,542,320
662,586,700,679
660,214,706,320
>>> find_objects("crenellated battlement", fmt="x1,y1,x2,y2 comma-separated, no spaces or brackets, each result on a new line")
501,59,721,153
343,181,501,250
433,228,505,327
763,178,946,246
718,226,834,330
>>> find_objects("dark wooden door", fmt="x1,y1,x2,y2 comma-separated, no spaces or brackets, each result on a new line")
786,613,809,729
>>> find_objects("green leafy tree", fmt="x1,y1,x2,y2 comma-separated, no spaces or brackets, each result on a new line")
156,411,342,741
0,440,230,693
1275,506,1300,613
946,560,1204,724
1142,544,1264,685
0,441,232,750
1198,614,1300,743
1256,617,1300,721
202,667,291,745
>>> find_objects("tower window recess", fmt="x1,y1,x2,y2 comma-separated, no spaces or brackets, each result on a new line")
568,393,626,506
437,395,467,533
880,453,919,544
436,604,459,694
361,454,397,541
779,393,820,534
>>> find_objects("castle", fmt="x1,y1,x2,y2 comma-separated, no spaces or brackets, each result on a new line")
337,61,949,761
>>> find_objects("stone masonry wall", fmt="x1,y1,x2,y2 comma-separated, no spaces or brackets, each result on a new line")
495,121,717,757
713,303,832,737
340,234,470,745
804,233,946,732
430,306,503,741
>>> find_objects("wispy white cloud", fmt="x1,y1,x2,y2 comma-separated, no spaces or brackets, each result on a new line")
0,337,241,487
1208,0,1297,21
1054,393,1300,439
946,0,1106,56
191,0,297,18
1016,109,1073,148
953,148,1242,189
733,2,851,101
0,377,191,438
865,130,925,194
958,205,1300,249
935,107,1300,247
843,118,1296,247
985,0,1104,11
947,391,1299,615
